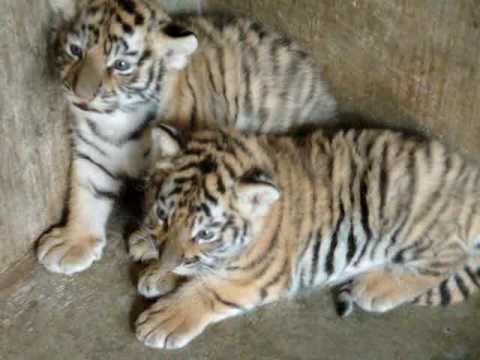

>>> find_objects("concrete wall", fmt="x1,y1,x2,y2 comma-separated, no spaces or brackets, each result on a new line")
0,0,69,273
210,0,480,155
1,0,480,273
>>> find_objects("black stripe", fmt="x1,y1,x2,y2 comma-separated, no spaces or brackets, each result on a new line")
346,224,356,265
216,175,226,194
217,47,229,125
89,181,118,200
417,289,433,306
310,230,322,285
128,62,155,93
403,146,450,243
384,146,416,258
228,223,280,271
205,56,219,94
157,124,180,143
378,143,388,224
360,178,372,241
454,274,470,299
242,54,253,115
260,258,289,296
221,161,237,180
200,203,211,217
346,143,358,265
73,102,103,114
74,130,108,156
464,266,480,288
143,148,151,159
138,49,152,66
174,175,195,185
439,280,451,306
208,288,244,310
202,178,218,204
85,118,119,146
176,160,202,173
228,134,255,160
122,111,156,143
118,37,130,52
326,203,344,276
75,152,119,180
186,72,197,129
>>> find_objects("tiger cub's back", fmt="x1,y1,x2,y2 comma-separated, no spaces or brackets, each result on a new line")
164,13,337,134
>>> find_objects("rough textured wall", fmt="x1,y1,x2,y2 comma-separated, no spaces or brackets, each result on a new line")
1,0,480,273
210,0,480,156
0,0,70,273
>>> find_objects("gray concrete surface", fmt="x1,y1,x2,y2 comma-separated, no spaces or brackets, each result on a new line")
2,0,480,359
0,0,70,272
1,232,480,360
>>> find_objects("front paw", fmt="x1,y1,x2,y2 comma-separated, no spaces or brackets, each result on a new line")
128,229,159,262
136,296,208,349
37,226,105,275
137,264,179,298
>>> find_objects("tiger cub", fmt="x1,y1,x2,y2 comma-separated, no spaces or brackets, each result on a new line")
131,125,480,349
37,0,336,275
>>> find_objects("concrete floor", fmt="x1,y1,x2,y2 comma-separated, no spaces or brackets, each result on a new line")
1,228,480,360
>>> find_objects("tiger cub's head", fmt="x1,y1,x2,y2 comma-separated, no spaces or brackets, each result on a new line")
49,0,198,112
146,126,281,276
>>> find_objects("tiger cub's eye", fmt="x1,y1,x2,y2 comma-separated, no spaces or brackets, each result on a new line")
113,59,131,72
196,229,215,243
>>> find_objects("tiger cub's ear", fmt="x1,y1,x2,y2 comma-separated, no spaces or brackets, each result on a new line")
151,124,184,161
236,170,280,218
48,0,80,21
154,23,198,70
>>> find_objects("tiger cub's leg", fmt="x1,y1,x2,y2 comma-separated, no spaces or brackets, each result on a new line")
348,270,443,313
37,165,119,275
129,227,160,262
136,278,256,349
137,263,181,298
133,226,184,298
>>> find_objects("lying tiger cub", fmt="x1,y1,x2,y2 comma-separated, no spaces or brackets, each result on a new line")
131,125,480,349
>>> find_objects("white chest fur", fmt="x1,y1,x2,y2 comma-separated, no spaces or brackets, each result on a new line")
71,105,155,178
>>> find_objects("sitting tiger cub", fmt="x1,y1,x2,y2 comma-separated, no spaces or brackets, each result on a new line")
37,0,336,276
132,125,480,349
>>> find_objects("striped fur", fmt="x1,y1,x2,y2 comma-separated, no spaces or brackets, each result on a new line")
133,126,480,349
37,0,336,275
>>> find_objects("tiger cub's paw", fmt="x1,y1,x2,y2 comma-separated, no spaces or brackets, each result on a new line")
137,263,178,298
128,229,159,262
37,226,105,275
136,295,208,349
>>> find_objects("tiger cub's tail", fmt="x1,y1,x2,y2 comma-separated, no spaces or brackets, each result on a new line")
413,256,480,306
